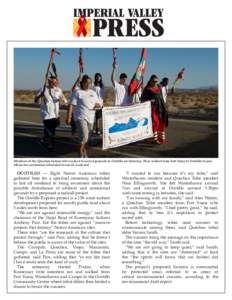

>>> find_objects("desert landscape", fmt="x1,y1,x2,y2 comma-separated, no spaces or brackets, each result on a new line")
14,87,218,121
14,87,218,158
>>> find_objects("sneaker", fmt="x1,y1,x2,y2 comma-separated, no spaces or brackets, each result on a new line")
78,151,85,158
84,149,88,158
38,139,49,152
78,149,89,158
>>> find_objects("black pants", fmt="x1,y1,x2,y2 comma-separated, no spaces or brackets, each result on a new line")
93,109,102,131
43,118,59,138
71,114,77,134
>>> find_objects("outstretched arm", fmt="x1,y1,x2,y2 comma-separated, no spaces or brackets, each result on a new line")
72,73,82,92
34,90,43,104
111,63,116,87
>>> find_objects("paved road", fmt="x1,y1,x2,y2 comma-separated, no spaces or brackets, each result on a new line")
14,106,218,158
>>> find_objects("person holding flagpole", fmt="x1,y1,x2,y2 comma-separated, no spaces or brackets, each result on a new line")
35,75,67,151
66,75,101,158
111,65,131,106
111,49,131,106
141,74,168,144
34,48,67,152
69,49,85,135
69,72,82,136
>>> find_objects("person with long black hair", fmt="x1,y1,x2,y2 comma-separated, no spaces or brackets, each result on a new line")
141,74,168,144
92,73,105,135
159,77,169,103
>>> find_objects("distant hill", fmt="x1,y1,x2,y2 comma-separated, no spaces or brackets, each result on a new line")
176,86,218,92
196,85,218,91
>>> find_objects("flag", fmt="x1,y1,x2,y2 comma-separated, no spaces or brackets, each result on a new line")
79,48,84,73
41,48,60,102
172,67,185,92
48,49,60,78
128,48,147,96
51,62,57,78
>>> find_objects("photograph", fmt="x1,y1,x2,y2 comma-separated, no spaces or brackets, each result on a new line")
14,47,218,158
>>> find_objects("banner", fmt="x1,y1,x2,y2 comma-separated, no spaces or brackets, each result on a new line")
102,102,153,150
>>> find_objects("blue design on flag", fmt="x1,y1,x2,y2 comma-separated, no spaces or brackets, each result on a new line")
109,117,148,133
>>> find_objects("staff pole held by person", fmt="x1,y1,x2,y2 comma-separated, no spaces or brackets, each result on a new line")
35,48,60,103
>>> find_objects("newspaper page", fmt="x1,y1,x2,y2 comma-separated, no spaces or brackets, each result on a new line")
1,0,231,299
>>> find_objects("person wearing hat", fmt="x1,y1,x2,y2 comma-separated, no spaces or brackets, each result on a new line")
141,74,168,144
34,75,67,151
111,62,132,106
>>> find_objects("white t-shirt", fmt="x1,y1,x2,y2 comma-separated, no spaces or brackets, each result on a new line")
92,85,105,106
70,89,100,124
69,85,80,104
113,80,131,106
132,93,141,104
36,87,63,120
161,85,168,103
132,87,142,104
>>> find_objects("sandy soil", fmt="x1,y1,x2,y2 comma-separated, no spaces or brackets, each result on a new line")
14,88,218,121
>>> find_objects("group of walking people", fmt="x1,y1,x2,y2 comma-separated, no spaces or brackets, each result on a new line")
35,63,169,157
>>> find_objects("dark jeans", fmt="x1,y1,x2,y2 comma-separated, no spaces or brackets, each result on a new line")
71,114,77,134
93,109,102,131
43,118,59,139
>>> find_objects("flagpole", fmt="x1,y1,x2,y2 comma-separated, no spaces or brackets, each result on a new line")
171,67,185,94
79,48,84,73
42,48,60,94
113,48,117,67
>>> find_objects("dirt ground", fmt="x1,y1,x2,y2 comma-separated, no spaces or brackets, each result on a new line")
14,88,218,121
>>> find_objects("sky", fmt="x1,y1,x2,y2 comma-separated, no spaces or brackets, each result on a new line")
14,48,218,90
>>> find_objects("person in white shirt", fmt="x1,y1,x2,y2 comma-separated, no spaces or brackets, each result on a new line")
66,75,101,158
70,73,82,135
92,73,105,135
34,75,67,151
111,62,131,106
159,77,169,103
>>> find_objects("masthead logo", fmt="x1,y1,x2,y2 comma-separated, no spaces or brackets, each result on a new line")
73,8,164,38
